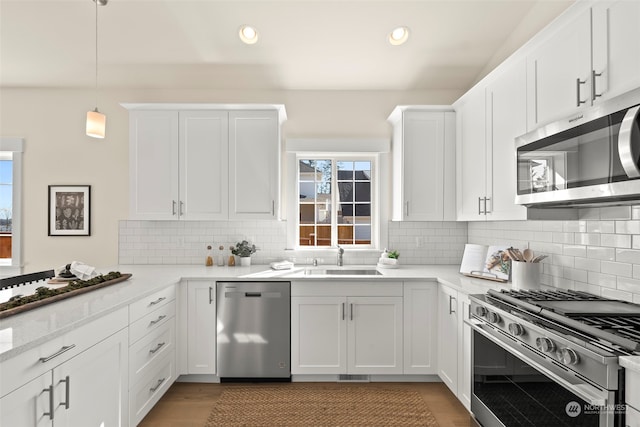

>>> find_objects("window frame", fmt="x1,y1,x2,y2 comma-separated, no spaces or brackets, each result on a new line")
282,137,392,254
296,154,378,250
0,138,23,272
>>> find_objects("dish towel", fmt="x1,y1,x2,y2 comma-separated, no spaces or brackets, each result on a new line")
56,261,97,280
270,260,294,270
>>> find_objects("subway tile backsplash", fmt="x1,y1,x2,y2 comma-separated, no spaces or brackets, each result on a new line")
119,205,640,301
118,220,467,266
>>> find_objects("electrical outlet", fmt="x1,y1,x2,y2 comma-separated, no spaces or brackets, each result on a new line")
415,236,424,247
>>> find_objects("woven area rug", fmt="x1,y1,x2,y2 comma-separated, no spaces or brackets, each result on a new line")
205,383,440,426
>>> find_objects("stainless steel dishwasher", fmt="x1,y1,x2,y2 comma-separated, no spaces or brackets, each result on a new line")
216,281,291,381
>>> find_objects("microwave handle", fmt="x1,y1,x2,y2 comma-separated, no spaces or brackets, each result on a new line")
618,105,640,178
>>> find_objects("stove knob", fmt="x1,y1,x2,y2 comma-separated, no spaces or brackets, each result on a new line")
535,337,556,353
508,323,525,337
559,348,580,366
487,311,501,324
475,306,487,318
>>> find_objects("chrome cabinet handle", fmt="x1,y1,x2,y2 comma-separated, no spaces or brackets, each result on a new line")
149,377,166,393
478,197,482,215
59,376,70,409
43,385,54,420
449,295,456,314
591,70,602,101
209,287,214,304
484,197,491,214
576,78,587,106
618,105,640,178
342,302,345,321
172,200,177,216
149,315,167,326
180,201,184,216
149,342,166,354
39,344,76,363
350,303,354,321
405,201,409,217
272,200,275,216
149,297,166,306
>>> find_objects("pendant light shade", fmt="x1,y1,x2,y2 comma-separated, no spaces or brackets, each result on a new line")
86,0,107,139
86,108,106,138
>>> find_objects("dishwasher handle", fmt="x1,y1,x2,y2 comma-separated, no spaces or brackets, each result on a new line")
245,292,262,297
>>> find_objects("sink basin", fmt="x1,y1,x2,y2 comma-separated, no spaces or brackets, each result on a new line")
305,268,382,276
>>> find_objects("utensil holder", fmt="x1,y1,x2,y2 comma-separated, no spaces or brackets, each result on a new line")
511,261,541,290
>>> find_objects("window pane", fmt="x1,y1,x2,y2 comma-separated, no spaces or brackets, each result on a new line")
338,182,353,203
299,181,316,200
299,204,314,224
299,225,315,246
355,225,371,244
354,161,371,179
316,225,331,247
338,225,354,245
337,161,353,180
354,203,371,217
316,202,331,224
354,182,370,202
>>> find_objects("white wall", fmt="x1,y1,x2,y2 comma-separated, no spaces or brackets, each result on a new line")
0,87,462,273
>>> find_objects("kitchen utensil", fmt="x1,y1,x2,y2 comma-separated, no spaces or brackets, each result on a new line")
532,254,547,263
523,248,534,262
513,248,524,261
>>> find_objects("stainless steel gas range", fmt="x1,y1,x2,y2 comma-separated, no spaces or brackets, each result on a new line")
468,289,638,427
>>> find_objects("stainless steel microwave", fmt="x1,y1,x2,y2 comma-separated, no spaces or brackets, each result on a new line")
515,87,640,208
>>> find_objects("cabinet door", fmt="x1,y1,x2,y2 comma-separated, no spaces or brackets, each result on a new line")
437,285,458,394
402,111,444,220
54,328,128,427
592,0,640,102
129,110,179,220
486,60,527,221
457,293,472,411
456,87,487,221
0,371,52,427
403,283,437,374
229,110,279,220
187,281,216,374
348,297,403,375
179,111,229,220
291,296,347,374
526,8,591,128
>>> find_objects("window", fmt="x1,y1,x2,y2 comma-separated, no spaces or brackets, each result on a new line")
0,138,23,270
298,157,375,248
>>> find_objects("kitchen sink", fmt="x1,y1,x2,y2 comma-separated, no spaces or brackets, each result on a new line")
305,268,382,276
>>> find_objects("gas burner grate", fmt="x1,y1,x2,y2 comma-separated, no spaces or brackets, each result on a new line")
498,289,605,301
573,315,640,343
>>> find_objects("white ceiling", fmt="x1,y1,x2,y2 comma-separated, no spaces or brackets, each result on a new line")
0,0,573,91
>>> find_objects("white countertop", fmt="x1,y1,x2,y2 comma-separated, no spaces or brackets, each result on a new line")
0,264,509,362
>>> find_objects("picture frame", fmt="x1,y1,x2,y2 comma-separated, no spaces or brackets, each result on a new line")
48,185,91,236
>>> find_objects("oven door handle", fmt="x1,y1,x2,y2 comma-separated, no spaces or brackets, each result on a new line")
466,319,608,407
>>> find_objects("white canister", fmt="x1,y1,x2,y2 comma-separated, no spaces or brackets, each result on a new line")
511,261,541,290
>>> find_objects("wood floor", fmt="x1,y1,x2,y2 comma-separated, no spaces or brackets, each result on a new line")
139,381,471,427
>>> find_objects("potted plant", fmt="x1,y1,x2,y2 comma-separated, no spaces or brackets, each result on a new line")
231,240,258,266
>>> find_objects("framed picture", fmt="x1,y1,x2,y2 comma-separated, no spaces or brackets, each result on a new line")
48,185,91,236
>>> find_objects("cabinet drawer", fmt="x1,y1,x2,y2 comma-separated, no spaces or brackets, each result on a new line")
130,352,175,426
0,306,128,398
129,301,175,345
129,285,175,323
129,320,175,385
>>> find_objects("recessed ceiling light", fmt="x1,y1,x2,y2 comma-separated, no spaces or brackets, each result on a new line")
239,25,259,45
388,26,409,46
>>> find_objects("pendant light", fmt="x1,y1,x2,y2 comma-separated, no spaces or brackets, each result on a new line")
86,0,108,139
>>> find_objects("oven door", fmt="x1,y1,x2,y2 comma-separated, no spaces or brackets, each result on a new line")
468,319,622,427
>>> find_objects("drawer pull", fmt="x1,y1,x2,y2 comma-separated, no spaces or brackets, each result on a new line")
59,376,70,409
149,297,166,307
43,385,54,420
40,344,76,363
149,315,167,326
149,342,166,354
149,377,166,393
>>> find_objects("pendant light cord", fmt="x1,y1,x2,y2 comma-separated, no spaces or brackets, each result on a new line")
94,0,98,109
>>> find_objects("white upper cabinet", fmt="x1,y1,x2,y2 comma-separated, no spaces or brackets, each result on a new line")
592,0,640,102
485,59,527,221
527,0,640,128
455,86,487,221
129,110,179,220
388,107,455,221
180,111,229,220
229,110,280,220
127,105,285,221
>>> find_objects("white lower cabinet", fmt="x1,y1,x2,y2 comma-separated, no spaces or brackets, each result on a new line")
291,282,403,376
0,309,129,427
128,284,177,426
437,284,471,411
186,281,216,374
403,282,437,374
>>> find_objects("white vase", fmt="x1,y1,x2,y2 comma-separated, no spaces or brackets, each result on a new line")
240,256,251,267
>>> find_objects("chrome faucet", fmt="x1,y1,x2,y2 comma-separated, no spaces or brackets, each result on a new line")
337,246,344,266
